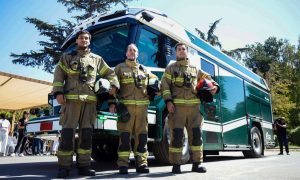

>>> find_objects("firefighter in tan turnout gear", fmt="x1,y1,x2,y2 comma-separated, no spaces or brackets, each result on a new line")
161,43,219,174
53,30,119,178
109,44,159,174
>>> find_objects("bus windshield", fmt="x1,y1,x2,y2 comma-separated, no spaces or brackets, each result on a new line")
66,23,130,67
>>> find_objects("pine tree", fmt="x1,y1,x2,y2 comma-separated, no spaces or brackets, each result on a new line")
11,0,132,73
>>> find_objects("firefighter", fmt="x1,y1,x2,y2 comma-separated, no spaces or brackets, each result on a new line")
53,30,119,178
109,44,158,174
161,42,219,174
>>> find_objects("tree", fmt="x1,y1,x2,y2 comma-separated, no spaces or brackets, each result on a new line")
244,37,285,79
222,47,250,62
195,18,222,49
11,18,75,73
58,0,131,21
243,37,300,128
195,19,250,62
11,0,132,73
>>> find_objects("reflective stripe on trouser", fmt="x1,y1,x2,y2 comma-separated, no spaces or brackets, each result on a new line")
168,105,203,164
57,101,96,168
117,105,148,167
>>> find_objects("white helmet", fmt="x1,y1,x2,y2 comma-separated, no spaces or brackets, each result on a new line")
95,78,111,94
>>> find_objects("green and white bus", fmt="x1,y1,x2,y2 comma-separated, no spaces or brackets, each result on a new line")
27,7,275,163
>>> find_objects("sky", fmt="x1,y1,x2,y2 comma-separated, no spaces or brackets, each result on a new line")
0,0,300,82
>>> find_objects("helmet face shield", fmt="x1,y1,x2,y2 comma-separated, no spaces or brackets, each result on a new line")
95,78,111,94
196,79,214,102
95,78,111,110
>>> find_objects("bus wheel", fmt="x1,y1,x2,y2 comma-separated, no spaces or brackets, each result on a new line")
152,116,190,164
24,137,33,155
243,126,263,158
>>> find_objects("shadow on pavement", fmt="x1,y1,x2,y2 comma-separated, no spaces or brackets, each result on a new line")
0,153,273,179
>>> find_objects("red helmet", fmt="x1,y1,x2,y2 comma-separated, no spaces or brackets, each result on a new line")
196,79,214,91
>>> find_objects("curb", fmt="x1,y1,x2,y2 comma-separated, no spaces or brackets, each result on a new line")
265,148,300,152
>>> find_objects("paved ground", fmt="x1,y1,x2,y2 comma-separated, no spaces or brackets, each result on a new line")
0,151,299,180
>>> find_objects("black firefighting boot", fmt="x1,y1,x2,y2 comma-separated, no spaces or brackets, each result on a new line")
172,164,181,174
56,168,70,178
192,163,207,173
78,167,96,176
119,166,128,174
136,165,150,173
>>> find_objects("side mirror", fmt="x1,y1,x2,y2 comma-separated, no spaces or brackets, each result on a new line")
48,93,54,106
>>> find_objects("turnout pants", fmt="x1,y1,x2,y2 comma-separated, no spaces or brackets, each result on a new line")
57,101,96,169
168,105,203,165
117,105,148,168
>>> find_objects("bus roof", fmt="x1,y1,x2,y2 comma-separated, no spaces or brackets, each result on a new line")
63,7,268,91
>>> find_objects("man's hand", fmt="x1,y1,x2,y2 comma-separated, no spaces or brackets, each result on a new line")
210,86,218,95
167,101,175,113
109,86,117,95
109,104,116,113
56,94,66,105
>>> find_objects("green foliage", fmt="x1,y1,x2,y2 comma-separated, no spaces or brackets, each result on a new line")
195,18,222,49
289,126,300,146
243,37,300,128
58,0,132,21
0,110,27,124
223,47,251,62
11,18,75,73
10,0,132,73
244,37,286,78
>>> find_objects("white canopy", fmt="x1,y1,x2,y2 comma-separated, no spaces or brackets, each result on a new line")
0,71,53,110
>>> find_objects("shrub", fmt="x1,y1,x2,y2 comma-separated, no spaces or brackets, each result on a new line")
289,126,300,146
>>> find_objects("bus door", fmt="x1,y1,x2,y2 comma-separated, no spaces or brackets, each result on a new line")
219,68,249,149
198,58,223,150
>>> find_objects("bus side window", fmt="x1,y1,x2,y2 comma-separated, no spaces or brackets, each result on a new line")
201,59,215,78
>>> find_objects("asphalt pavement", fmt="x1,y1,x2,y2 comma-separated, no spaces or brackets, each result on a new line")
0,151,299,180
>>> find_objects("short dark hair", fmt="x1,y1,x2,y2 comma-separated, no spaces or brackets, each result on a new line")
76,30,91,40
175,42,188,51
22,111,29,118
0,113,5,119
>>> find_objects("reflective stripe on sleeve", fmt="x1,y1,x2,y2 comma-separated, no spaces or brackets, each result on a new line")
53,82,64,87
163,73,172,80
163,90,171,96
99,66,108,76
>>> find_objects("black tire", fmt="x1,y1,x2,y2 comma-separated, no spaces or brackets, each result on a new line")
24,137,33,155
243,126,264,158
152,114,190,164
91,137,118,162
